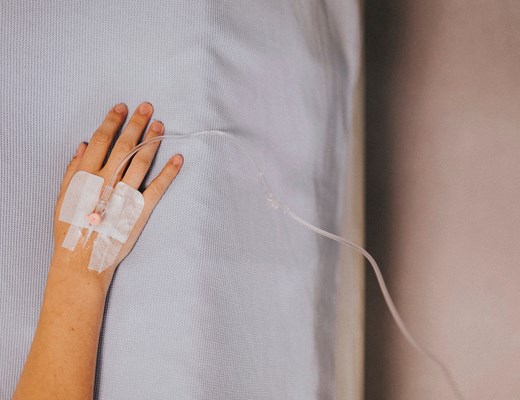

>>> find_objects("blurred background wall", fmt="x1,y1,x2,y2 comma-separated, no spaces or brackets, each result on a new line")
365,1,520,399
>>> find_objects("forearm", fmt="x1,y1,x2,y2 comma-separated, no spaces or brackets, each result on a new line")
13,256,111,400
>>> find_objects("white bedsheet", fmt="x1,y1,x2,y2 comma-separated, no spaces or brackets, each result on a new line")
0,1,361,398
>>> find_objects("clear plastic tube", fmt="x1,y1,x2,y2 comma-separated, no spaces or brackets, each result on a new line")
86,129,466,400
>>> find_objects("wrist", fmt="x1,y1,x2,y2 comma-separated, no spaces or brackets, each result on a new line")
50,250,115,295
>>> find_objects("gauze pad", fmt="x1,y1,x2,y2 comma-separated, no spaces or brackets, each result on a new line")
59,170,144,273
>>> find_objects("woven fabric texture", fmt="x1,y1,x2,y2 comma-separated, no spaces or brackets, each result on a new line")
0,1,360,399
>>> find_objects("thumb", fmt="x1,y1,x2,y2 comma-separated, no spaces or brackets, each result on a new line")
60,142,88,194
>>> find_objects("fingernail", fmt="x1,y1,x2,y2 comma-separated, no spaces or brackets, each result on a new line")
114,103,127,114
139,102,152,115
172,154,183,167
151,121,163,133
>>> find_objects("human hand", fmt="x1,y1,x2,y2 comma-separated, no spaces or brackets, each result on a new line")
52,102,183,286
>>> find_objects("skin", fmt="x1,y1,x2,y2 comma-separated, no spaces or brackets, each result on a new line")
12,101,183,400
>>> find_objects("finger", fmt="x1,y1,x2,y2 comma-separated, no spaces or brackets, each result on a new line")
102,102,154,182
79,103,128,173
121,120,164,189
60,142,88,194
142,154,184,214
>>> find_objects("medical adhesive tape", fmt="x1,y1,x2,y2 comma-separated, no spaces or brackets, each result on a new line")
59,170,144,272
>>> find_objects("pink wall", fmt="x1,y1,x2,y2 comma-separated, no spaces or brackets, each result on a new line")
365,1,520,399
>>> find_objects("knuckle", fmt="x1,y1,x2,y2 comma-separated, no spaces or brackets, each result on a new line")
148,129,163,140
132,116,149,130
116,140,135,154
106,112,123,125
92,128,113,145
150,181,167,197
131,157,150,172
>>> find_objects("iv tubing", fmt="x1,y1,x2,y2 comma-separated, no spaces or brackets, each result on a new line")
92,129,466,400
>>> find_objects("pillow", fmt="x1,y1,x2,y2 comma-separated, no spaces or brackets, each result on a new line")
0,1,360,398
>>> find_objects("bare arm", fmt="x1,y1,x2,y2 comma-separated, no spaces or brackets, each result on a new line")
13,102,183,399
13,257,111,400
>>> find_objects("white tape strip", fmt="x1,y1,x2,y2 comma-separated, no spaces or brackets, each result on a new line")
59,171,144,273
